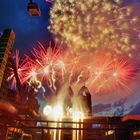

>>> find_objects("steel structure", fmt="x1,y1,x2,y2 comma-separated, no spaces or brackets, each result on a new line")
0,29,15,87
3,116,140,140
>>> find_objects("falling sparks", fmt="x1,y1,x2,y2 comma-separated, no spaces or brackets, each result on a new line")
49,0,139,56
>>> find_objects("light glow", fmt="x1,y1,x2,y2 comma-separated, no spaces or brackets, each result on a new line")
43,105,52,116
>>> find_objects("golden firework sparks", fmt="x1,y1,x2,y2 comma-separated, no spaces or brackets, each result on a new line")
49,0,139,55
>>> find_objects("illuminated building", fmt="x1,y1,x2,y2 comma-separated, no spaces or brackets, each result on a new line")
0,29,15,87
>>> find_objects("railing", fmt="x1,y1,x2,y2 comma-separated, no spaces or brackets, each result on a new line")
5,117,138,140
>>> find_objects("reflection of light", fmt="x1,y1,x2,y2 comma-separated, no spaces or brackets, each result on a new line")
72,111,84,140
52,104,63,140
67,107,73,116
43,105,52,116
43,104,63,119
73,111,84,121
92,124,101,128
53,104,63,119
105,130,114,136
133,131,140,136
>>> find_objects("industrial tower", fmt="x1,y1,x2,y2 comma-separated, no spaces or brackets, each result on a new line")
0,29,15,87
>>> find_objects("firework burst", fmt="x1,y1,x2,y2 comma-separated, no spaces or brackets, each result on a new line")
69,52,137,93
8,45,138,95
7,50,31,88
87,56,137,93
24,43,64,92
49,0,139,55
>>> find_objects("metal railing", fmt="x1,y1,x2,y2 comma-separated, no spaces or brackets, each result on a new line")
4,117,138,140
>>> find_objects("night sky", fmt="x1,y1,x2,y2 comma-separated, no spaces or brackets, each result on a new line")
0,0,53,55
1,0,140,115
0,0,139,54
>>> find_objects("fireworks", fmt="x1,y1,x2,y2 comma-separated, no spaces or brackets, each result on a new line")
49,0,139,55
7,50,31,88
87,55,136,93
8,45,137,94
7,0,139,99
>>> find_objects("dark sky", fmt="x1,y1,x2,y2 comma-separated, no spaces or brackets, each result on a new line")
0,0,140,55
0,0,52,55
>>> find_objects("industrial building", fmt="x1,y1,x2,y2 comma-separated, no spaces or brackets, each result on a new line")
0,29,15,87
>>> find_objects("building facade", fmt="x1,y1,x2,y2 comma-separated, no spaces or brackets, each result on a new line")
0,29,15,87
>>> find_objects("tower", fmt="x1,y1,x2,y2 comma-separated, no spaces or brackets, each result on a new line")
0,29,15,87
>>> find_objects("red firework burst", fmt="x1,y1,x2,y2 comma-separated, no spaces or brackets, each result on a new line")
86,54,137,93
7,50,32,88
